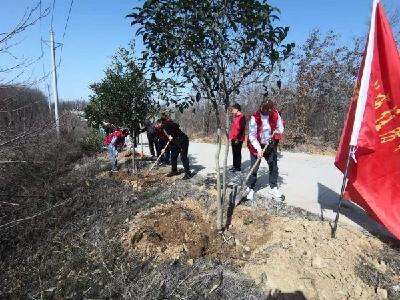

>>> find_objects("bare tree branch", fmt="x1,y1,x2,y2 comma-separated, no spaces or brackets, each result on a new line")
0,2,50,45
0,196,74,230
0,201,20,206
0,161,28,164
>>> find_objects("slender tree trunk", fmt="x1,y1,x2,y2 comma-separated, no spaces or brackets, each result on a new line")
215,127,222,232
205,100,212,136
132,145,136,174
213,105,223,232
130,127,136,174
221,107,230,212
202,110,206,135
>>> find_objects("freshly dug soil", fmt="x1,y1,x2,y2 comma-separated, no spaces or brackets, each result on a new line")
123,198,400,300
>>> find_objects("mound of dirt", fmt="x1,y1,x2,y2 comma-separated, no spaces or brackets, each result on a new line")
96,152,185,191
122,199,274,262
123,199,398,300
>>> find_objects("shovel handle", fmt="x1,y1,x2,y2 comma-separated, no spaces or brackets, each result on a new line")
242,145,267,183
241,130,277,186
234,133,277,205
147,140,171,174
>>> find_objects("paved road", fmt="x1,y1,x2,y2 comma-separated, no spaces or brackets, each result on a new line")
139,134,389,235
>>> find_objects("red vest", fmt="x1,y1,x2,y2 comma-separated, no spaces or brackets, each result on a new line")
155,125,167,141
229,112,246,141
104,130,123,146
247,109,283,156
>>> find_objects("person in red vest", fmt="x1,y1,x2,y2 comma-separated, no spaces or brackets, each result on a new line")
246,99,284,200
104,128,126,172
229,103,246,172
154,119,170,164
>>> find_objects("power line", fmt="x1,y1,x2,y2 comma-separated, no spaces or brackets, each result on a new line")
57,0,74,72
62,0,74,40
39,0,44,57
50,0,56,31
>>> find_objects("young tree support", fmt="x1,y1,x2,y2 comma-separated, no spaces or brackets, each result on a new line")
161,117,192,180
246,99,284,200
104,128,127,172
229,103,246,172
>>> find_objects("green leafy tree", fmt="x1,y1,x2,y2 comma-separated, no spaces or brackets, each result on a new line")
85,44,153,138
128,0,294,231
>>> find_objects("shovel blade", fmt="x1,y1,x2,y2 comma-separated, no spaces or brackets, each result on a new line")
234,186,245,206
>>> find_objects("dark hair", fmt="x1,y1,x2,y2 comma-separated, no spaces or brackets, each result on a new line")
161,115,172,124
260,99,274,111
122,128,129,135
231,103,241,111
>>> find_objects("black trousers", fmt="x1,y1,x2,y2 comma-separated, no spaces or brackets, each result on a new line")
170,137,190,174
231,140,243,171
147,133,155,156
156,139,171,163
247,143,279,189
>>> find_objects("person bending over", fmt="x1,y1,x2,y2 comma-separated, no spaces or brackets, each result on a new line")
161,118,191,180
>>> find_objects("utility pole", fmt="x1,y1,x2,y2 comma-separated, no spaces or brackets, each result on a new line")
50,31,60,139
46,83,52,114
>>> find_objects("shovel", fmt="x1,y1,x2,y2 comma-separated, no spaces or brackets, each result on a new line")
234,132,276,206
233,144,269,206
146,140,171,175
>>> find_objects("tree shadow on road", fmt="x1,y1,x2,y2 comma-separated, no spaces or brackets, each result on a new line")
317,182,394,240
188,154,206,177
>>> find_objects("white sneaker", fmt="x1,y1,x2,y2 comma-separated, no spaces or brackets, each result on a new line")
246,189,255,200
269,187,282,199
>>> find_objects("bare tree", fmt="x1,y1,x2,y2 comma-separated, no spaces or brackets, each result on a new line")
0,2,50,85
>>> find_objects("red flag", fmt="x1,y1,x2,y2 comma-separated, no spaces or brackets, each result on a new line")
335,0,400,239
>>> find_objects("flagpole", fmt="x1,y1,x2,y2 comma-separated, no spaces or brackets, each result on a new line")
331,145,354,238
332,0,378,238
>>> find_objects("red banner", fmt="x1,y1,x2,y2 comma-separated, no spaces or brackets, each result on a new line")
335,2,400,239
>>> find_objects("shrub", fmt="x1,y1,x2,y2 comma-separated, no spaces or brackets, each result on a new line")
81,129,104,154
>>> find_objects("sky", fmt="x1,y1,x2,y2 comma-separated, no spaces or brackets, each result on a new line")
0,0,398,102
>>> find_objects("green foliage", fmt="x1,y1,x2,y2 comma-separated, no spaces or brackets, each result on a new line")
128,0,294,111
84,43,154,132
81,129,104,154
